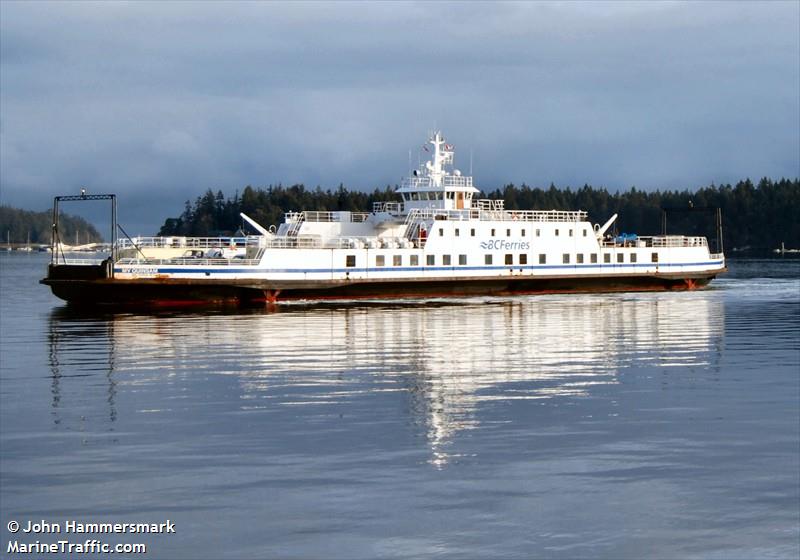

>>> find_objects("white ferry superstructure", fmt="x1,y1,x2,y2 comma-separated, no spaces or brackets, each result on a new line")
42,131,726,306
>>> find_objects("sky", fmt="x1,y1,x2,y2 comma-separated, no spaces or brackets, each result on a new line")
1,1,798,234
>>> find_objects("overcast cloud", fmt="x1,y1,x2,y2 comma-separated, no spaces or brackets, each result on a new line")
1,1,798,234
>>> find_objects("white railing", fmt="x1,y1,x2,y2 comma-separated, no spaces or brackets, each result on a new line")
401,175,474,189
264,235,324,249
117,258,261,267
373,201,403,213
651,236,707,248
601,235,708,248
52,256,109,266
474,199,505,211
117,236,257,249
285,211,369,223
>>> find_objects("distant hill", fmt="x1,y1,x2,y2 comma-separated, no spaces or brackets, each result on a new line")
0,205,103,245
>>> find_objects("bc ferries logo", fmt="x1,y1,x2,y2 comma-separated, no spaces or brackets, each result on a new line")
480,239,530,251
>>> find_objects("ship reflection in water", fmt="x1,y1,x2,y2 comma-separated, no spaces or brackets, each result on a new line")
48,293,723,467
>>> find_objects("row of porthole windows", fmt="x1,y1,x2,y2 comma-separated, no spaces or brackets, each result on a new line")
435,227,591,238
346,251,659,268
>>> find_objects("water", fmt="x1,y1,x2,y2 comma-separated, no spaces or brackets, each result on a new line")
1,252,798,559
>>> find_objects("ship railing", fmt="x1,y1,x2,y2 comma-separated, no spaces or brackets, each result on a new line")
52,256,109,266
472,209,588,222
650,235,707,248
401,175,473,189
286,211,370,223
117,257,261,266
117,236,259,249
373,201,403,214
601,235,708,248
474,199,505,211
264,235,324,249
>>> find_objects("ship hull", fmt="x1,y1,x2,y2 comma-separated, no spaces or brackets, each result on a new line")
41,269,722,308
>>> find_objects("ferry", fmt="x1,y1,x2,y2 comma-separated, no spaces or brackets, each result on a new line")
41,131,726,306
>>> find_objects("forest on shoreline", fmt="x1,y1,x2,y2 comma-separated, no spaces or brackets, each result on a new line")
0,206,102,246
159,177,798,252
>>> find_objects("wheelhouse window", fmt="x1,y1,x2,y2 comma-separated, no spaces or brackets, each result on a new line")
376,255,385,267
505,254,513,265
346,255,356,267
459,254,467,265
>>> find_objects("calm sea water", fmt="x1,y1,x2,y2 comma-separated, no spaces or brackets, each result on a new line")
1,253,798,559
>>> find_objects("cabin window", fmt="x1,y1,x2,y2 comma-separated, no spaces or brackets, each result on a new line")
427,255,435,266
410,192,419,201
617,253,624,263
485,254,493,265
521,229,526,237
346,255,356,267
376,255,385,267
555,229,560,236
491,228,496,236
505,254,513,265
569,229,573,237
583,229,588,237
652,252,659,263
536,229,541,237
470,228,475,237
520,254,528,265
630,253,637,263
539,254,546,264
393,255,402,266
577,253,584,264
590,253,598,264
459,254,467,265
410,255,419,266
604,253,611,263
443,254,451,266
563,253,570,264
439,228,444,236
455,228,460,237
506,229,511,237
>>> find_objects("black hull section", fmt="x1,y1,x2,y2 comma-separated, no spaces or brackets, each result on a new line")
41,271,721,308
